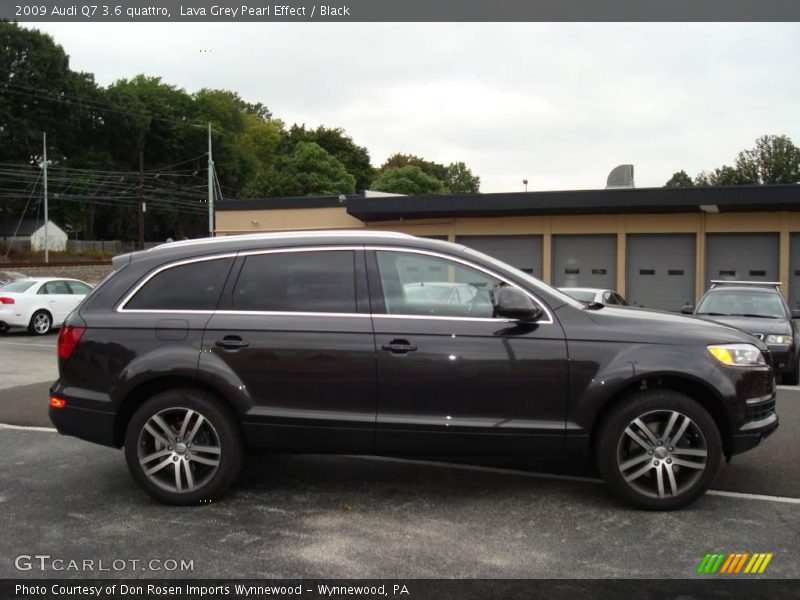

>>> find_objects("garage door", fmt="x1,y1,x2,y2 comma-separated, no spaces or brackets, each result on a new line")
456,235,543,277
789,234,800,310
552,235,616,289
705,233,779,290
626,234,696,311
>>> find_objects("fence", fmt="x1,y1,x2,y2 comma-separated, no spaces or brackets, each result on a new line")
66,240,161,254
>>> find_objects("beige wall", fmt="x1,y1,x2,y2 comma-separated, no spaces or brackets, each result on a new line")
216,207,798,302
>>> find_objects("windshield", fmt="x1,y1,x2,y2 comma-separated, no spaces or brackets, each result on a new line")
461,246,585,309
696,290,786,319
560,289,596,303
0,280,36,293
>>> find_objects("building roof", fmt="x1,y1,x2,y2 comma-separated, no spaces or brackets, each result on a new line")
0,218,43,236
347,184,800,222
215,184,800,222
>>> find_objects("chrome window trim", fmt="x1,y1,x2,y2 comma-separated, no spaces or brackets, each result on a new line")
366,245,554,325
116,253,238,313
117,244,555,325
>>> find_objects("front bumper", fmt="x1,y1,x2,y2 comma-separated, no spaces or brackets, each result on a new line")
730,391,779,456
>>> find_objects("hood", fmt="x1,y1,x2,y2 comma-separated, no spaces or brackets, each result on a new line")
698,315,791,338
559,304,768,349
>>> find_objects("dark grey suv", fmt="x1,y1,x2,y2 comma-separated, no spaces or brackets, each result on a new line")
50,231,778,509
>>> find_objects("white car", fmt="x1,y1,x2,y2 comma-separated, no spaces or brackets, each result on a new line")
0,277,93,335
558,287,628,306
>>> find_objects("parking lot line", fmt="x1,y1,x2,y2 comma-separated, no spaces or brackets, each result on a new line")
352,455,800,505
0,423,56,432
776,385,800,393
0,341,55,349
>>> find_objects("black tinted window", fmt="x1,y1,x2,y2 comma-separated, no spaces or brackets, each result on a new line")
126,258,233,311
232,251,356,313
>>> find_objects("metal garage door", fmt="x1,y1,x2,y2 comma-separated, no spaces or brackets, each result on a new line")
552,235,617,289
705,233,779,290
789,234,800,310
456,235,543,277
626,234,696,311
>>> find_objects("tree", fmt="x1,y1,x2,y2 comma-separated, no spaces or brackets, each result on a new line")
287,125,374,190
735,135,800,184
664,170,694,188
271,142,355,196
371,165,446,195
694,165,755,187
445,162,480,193
379,153,448,183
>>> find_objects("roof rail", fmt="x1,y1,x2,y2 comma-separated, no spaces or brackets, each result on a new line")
710,280,781,288
149,229,414,251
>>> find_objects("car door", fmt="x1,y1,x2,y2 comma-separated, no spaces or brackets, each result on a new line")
201,246,376,453
38,280,74,324
367,248,569,455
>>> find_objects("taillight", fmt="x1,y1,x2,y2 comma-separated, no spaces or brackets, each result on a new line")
57,326,85,359
0,297,14,304
50,397,67,409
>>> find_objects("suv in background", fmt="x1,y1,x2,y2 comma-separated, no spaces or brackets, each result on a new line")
684,281,800,384
50,231,778,510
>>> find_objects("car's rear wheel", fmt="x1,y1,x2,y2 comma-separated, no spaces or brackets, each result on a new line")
28,310,52,335
596,389,722,510
124,388,244,505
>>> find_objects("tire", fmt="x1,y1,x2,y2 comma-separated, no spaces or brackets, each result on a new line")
0,323,9,333
124,388,245,505
596,389,722,510
28,310,52,335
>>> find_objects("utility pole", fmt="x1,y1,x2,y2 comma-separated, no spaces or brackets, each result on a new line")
208,122,214,237
43,132,49,264
139,151,145,249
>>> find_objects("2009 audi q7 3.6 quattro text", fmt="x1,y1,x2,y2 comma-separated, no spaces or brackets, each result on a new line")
50,231,778,509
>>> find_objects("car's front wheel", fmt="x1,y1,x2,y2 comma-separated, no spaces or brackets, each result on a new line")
596,389,722,510
124,388,245,505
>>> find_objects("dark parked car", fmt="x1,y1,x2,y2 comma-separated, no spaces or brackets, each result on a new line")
683,281,800,384
50,231,778,510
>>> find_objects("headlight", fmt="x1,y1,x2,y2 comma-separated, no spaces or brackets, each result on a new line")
708,343,766,367
765,334,792,345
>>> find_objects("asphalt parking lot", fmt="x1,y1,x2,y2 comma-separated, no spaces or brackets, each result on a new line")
1,332,798,579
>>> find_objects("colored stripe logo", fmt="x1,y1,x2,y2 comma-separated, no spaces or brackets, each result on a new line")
697,552,773,574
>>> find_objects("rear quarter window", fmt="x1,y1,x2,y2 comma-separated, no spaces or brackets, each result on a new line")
124,257,234,311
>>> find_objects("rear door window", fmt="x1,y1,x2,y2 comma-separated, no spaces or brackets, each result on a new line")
231,250,357,313
125,257,234,311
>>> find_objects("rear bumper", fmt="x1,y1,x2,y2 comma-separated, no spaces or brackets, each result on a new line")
49,404,117,447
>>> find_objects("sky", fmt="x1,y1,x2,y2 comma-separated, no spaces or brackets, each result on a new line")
29,22,800,193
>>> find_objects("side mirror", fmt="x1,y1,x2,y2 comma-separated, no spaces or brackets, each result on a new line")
792,309,800,319
495,286,543,322
680,304,694,315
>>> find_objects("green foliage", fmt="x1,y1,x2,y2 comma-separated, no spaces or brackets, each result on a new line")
287,125,375,190
272,142,356,196
445,161,480,193
664,170,694,188
380,153,448,183
371,165,446,195
735,135,800,184
0,22,481,243
667,135,800,189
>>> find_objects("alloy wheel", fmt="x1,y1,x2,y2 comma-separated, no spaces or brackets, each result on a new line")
33,313,50,334
137,408,221,494
616,410,708,499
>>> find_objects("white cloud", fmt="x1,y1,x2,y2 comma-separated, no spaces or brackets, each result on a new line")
30,22,800,192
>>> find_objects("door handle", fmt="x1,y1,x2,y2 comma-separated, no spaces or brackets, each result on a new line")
381,339,418,354
215,336,249,350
